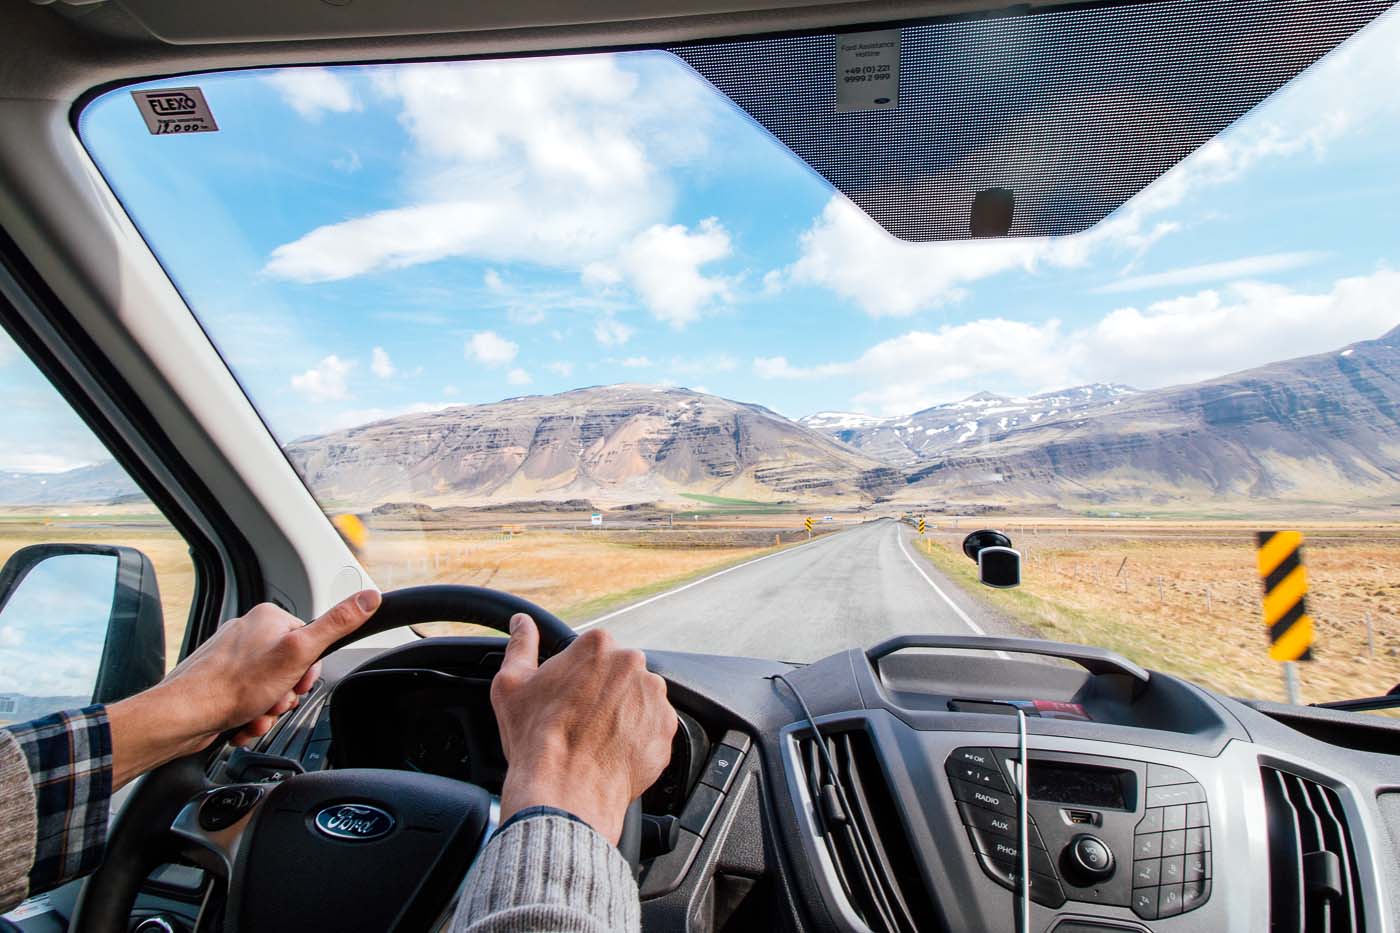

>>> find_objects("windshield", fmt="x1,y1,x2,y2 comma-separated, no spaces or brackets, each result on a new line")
73,7,1400,706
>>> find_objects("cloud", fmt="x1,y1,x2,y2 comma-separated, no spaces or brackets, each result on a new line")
507,368,532,386
616,218,734,326
466,331,518,366
331,150,362,173
317,401,460,434
264,68,360,120
370,346,396,379
756,266,1400,414
620,356,653,368
291,355,354,401
594,316,633,347
546,361,575,377
0,627,22,648
264,56,713,283
1095,252,1326,294
484,269,506,292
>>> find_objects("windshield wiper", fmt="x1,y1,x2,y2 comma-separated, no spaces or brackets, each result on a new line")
1312,684,1400,713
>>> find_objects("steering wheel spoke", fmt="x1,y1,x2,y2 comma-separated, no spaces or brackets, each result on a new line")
170,784,269,879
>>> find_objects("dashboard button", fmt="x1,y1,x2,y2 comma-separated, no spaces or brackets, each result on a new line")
950,747,998,771
1158,883,1184,918
1147,763,1196,787
977,854,1066,908
1181,878,1211,911
1132,888,1159,920
957,802,1018,841
700,744,743,794
1136,807,1164,834
1184,851,1210,883
950,779,1016,816
1065,834,1115,884
1184,827,1209,854
1161,829,1186,857
1160,854,1184,885
1147,783,1205,807
1133,858,1160,887
1162,804,1187,831
302,740,331,772
679,784,723,837
1186,802,1210,828
948,762,1010,792
967,827,1054,876
1133,833,1162,859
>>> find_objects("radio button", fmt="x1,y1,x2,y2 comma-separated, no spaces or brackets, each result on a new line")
1146,783,1205,807
977,854,1066,909
947,762,1009,792
1132,888,1158,920
1132,858,1160,887
1186,802,1210,828
950,779,1016,816
967,826,1055,876
1136,807,1164,834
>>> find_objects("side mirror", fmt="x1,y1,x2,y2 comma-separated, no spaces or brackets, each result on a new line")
0,544,165,717
962,529,1021,589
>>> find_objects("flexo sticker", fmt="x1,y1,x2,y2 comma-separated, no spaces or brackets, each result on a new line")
835,30,899,113
131,87,219,136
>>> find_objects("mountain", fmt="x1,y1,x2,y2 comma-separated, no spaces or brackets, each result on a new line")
800,384,1137,465
284,384,902,506
0,460,141,506
895,327,1400,508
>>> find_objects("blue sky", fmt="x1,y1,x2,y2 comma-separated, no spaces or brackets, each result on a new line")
5,11,1400,472
0,554,115,697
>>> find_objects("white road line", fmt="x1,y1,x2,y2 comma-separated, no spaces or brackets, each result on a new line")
576,532,837,631
894,527,1011,658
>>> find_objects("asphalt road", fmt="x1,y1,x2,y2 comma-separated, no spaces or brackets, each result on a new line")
581,518,1015,662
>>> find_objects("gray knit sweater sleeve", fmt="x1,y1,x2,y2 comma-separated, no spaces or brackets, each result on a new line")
449,813,640,932
0,730,38,913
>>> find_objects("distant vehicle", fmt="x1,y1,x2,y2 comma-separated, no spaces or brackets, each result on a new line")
822,516,835,522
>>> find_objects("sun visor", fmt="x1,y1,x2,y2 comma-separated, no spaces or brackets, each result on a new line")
669,0,1396,240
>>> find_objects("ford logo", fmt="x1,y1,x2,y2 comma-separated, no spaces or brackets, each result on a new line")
313,803,395,841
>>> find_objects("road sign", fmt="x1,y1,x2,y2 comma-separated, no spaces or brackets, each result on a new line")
591,513,603,527
805,516,814,533
917,518,926,535
332,513,368,553
1256,531,1313,662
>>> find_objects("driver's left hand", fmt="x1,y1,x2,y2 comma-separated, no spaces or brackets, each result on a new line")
106,589,381,786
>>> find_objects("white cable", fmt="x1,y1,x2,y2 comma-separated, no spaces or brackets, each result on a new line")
1016,708,1030,933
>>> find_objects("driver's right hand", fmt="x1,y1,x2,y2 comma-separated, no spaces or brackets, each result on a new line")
490,615,678,844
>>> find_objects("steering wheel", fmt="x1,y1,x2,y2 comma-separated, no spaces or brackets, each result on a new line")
70,585,644,933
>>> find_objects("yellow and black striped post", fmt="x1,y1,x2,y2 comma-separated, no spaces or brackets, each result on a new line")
805,516,814,536
917,517,926,535
1256,531,1314,662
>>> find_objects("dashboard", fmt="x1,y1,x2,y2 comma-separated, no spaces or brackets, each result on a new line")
176,632,1400,933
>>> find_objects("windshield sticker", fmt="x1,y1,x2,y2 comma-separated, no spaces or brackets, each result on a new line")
836,29,899,113
130,87,219,136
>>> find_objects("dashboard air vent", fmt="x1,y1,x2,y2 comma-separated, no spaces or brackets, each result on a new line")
798,729,938,933
1261,767,1364,933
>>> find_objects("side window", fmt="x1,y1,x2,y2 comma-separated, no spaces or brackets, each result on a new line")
0,330,195,723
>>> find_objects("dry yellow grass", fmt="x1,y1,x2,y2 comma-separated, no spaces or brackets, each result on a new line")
0,513,195,672
917,523,1400,705
356,528,785,636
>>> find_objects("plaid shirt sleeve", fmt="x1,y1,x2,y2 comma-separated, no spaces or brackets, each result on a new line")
3,706,113,894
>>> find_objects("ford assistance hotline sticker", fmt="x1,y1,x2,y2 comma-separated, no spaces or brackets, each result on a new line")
835,30,899,113
131,87,219,136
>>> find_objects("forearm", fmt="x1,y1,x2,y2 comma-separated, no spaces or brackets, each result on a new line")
450,811,640,933
106,684,216,788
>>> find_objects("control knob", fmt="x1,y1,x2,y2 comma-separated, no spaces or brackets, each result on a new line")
1064,833,1115,883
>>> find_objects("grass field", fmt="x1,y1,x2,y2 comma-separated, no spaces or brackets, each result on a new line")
914,521,1400,705
0,512,195,671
